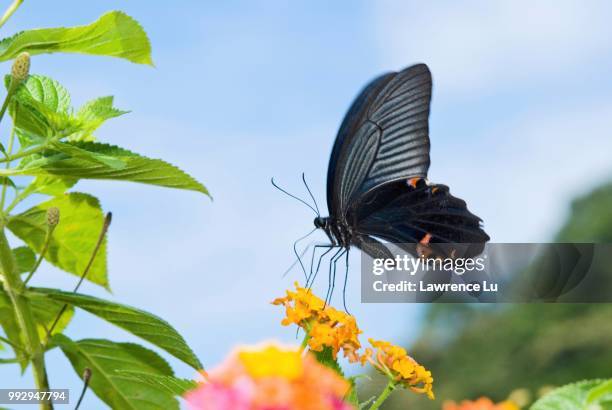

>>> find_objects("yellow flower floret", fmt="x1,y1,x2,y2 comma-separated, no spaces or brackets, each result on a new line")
239,345,303,380
363,339,434,399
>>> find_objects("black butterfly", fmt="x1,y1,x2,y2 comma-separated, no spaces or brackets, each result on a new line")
274,63,489,301
314,63,489,261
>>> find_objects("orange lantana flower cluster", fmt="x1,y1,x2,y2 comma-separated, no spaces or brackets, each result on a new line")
272,282,361,363
272,283,434,400
362,339,434,399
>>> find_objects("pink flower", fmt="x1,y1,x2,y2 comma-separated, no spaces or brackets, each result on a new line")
185,342,353,410
185,382,251,410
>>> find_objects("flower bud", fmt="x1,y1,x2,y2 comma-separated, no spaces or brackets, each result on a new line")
83,368,92,382
11,52,30,83
47,207,60,227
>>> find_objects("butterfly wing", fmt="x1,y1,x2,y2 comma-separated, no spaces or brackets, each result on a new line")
326,64,432,217
354,178,489,257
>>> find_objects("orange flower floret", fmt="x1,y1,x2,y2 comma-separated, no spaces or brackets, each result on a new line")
272,282,363,363
443,397,520,410
362,339,434,400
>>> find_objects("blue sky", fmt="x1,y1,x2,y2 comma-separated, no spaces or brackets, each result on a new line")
1,1,612,408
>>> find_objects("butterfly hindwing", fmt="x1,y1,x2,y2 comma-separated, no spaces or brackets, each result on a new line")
353,178,489,256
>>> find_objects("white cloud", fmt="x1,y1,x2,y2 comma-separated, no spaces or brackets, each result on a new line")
371,0,612,94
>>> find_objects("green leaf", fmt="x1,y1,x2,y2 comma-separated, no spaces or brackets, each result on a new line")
312,347,358,406
587,380,612,406
0,177,16,191
6,74,76,141
313,346,344,376
47,141,127,169
13,246,36,273
0,11,153,65
9,142,209,195
117,372,198,397
32,288,202,370
0,286,25,365
0,286,73,367
7,76,125,143
345,377,359,408
23,175,78,197
71,96,128,141
7,193,109,289
531,379,610,410
12,75,71,113
27,292,74,340
54,335,178,410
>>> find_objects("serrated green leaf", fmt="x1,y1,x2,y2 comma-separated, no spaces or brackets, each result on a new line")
117,372,198,397
531,379,611,410
0,11,153,65
32,288,202,370
6,74,77,141
70,96,128,142
7,193,109,289
48,141,127,169
7,142,209,195
313,346,344,376
13,246,36,273
10,75,71,113
54,335,178,410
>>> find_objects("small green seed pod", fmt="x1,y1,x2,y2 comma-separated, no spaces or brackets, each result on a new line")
11,52,30,83
47,207,60,227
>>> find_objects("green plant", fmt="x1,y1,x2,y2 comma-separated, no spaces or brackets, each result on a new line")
531,379,612,410
0,3,208,409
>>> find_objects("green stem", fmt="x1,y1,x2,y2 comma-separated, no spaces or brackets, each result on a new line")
0,227,52,410
3,188,29,214
0,0,24,30
45,213,111,341
0,125,16,210
0,78,19,125
0,334,23,351
369,380,396,410
299,329,310,351
0,144,46,165
23,225,55,285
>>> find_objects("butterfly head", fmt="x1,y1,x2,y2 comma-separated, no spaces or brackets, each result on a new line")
314,216,328,230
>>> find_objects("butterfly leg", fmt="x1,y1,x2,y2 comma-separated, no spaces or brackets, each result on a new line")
304,245,331,286
282,241,313,278
325,248,347,307
342,248,351,314
290,228,318,281
307,245,336,289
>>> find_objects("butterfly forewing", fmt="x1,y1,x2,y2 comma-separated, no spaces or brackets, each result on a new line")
327,64,432,218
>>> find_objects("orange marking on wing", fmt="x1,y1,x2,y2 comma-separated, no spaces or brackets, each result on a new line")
420,233,432,244
408,177,420,188
431,187,439,194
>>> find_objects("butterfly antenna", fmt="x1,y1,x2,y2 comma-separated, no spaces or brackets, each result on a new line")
271,177,318,215
301,173,320,216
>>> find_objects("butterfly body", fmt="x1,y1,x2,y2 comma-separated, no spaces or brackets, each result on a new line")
316,63,489,259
